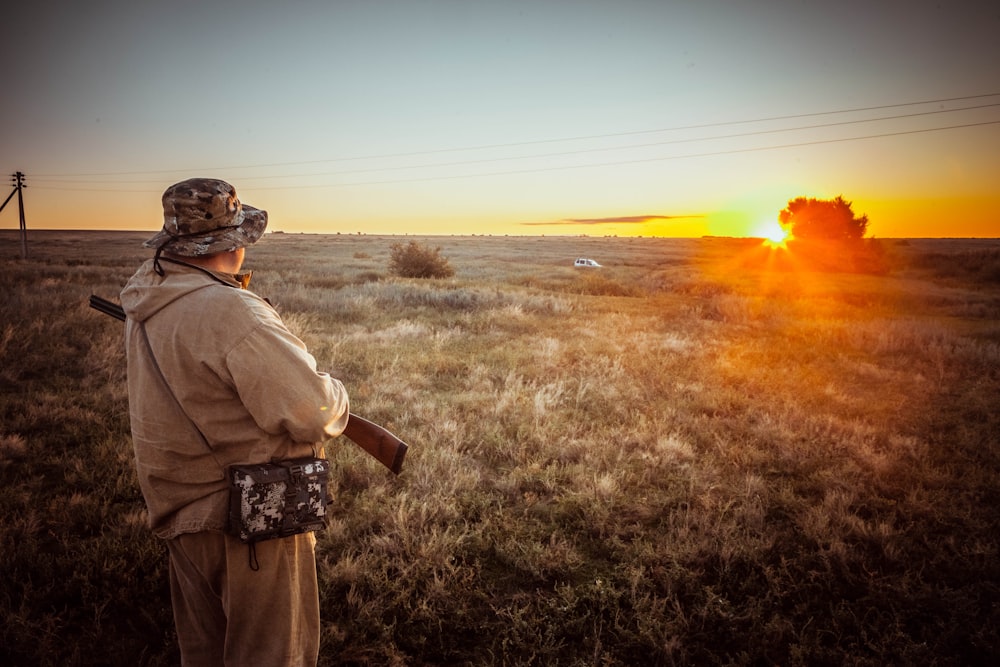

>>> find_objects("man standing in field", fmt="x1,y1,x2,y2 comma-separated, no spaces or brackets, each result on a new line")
120,178,349,665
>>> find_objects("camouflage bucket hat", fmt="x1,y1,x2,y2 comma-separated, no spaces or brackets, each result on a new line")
143,178,267,256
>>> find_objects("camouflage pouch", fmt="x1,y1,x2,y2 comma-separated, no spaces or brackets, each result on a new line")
227,457,331,544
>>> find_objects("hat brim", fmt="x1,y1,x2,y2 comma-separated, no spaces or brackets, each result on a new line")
143,206,268,256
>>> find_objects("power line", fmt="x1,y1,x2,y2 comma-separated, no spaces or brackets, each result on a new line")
28,118,1000,192
250,119,1000,189
28,92,1000,180
30,101,1000,186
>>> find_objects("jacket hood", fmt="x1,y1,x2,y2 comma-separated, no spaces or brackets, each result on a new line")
120,259,242,323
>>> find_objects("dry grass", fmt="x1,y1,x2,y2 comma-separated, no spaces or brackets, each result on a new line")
1,230,999,665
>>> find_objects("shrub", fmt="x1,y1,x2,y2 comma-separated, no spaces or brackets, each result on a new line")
779,195,869,242
388,241,455,279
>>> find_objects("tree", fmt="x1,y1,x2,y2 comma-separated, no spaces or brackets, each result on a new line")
778,196,869,242
388,240,455,278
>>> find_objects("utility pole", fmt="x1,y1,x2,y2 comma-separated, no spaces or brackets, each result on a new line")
1,172,28,258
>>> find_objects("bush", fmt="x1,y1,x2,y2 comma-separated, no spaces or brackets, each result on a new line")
779,195,869,242
388,241,455,279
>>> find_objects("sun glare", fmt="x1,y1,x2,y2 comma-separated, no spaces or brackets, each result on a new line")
757,220,790,249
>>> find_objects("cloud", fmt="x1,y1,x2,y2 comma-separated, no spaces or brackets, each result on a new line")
522,214,705,226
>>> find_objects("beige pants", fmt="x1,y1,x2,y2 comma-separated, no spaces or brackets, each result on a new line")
166,531,320,667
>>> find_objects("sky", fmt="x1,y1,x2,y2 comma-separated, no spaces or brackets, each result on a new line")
2,0,999,238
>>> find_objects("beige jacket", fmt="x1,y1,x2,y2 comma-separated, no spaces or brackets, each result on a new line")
120,259,349,539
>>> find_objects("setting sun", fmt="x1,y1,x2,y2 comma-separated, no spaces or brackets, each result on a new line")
756,220,790,248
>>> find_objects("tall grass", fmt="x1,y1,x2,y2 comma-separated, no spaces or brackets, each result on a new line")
2,230,999,665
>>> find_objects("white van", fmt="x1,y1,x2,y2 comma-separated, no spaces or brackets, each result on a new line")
574,258,601,267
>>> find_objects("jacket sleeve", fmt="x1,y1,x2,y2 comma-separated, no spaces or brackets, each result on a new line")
224,304,349,444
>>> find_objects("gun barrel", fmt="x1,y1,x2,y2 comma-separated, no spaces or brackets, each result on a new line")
89,295,126,321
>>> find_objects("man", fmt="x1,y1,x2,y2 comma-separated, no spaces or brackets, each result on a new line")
120,177,349,666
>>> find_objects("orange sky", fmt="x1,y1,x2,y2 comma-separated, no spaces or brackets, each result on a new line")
5,180,997,240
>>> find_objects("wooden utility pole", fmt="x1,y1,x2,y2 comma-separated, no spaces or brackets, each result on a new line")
0,172,28,258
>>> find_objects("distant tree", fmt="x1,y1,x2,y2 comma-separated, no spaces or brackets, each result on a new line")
778,196,869,242
388,240,455,279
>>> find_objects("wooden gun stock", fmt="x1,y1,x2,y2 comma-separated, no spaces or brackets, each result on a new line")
89,294,408,475
342,414,407,475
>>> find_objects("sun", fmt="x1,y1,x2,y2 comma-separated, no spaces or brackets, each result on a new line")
756,220,790,249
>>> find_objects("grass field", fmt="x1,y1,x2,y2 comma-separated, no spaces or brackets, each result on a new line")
1,230,999,665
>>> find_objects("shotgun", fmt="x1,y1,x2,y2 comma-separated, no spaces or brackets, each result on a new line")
89,294,408,474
